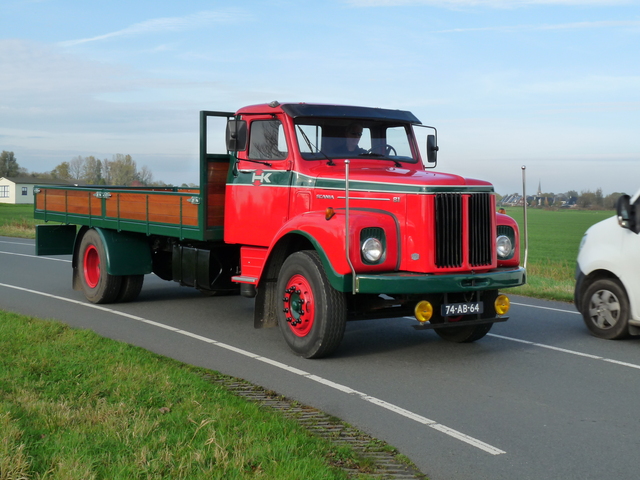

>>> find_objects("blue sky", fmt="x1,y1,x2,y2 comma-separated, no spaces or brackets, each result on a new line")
1,0,639,196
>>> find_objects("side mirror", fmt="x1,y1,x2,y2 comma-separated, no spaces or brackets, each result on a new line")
226,120,247,152
616,194,640,234
426,134,439,165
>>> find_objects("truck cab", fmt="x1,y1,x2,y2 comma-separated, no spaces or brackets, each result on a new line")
216,102,525,357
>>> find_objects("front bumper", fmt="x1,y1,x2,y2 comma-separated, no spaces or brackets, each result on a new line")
354,267,526,294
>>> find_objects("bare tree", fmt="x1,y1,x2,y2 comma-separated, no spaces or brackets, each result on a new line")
137,165,153,185
82,156,103,185
604,192,626,210
69,156,84,180
578,190,596,208
109,154,137,185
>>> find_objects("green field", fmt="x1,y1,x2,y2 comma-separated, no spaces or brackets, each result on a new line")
504,207,614,302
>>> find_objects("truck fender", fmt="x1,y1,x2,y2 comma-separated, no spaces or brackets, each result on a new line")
253,209,399,329
72,227,153,285
277,209,399,274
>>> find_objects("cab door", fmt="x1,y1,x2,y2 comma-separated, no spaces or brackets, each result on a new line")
224,115,292,246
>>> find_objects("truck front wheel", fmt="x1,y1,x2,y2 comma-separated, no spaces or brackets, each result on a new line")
435,323,492,343
434,290,497,343
276,251,347,359
78,229,123,304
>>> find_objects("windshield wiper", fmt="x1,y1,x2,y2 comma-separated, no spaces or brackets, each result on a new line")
357,152,402,168
240,158,272,168
297,126,335,166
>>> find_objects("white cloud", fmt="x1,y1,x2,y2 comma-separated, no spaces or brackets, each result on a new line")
436,19,640,32
58,9,250,47
347,0,632,7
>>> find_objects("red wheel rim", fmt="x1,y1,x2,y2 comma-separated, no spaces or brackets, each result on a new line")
282,274,315,337
83,245,100,289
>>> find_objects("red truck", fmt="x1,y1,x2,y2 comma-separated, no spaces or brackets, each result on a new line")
34,102,525,358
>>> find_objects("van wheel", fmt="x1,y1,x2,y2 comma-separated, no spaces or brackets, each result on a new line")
78,229,122,304
276,251,346,359
582,278,630,339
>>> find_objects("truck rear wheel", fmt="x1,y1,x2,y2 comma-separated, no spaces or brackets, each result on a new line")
116,275,144,303
276,251,346,359
78,229,122,304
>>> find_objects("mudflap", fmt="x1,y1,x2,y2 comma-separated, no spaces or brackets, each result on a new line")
254,278,279,329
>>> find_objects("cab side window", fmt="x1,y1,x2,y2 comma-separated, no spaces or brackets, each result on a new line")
248,120,288,160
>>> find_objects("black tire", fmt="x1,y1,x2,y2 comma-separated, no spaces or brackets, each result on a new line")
435,323,493,343
78,229,122,304
582,278,630,339
116,275,144,303
276,251,347,359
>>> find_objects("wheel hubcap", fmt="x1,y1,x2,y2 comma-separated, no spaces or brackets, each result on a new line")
282,274,315,337
588,289,620,329
83,245,100,288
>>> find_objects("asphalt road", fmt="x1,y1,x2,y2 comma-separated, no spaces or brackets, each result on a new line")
2,235,640,480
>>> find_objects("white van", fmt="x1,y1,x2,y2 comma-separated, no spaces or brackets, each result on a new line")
575,189,640,339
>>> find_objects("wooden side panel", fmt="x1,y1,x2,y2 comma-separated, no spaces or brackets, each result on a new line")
104,193,199,226
207,161,228,227
36,187,201,228
37,189,101,215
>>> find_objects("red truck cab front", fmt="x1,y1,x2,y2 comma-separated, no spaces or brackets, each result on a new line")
219,102,525,357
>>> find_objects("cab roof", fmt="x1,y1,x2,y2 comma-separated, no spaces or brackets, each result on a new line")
236,102,421,124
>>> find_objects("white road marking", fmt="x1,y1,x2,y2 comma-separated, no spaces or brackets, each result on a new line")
488,334,603,359
0,250,71,262
0,240,34,246
511,301,580,315
0,281,505,455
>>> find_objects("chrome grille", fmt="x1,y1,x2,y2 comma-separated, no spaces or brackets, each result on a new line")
435,193,493,268
469,193,492,266
435,193,462,268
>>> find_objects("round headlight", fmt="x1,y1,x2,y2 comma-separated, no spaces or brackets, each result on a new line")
361,237,383,263
496,235,512,259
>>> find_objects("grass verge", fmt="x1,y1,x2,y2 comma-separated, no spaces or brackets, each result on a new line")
0,204,41,239
0,311,374,480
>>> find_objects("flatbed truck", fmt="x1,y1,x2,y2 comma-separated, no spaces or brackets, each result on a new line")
35,102,526,358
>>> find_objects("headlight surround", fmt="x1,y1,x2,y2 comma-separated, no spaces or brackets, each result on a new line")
496,235,513,259
361,237,384,263
496,225,516,260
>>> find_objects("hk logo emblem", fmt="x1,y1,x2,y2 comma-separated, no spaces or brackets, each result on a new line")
252,171,272,186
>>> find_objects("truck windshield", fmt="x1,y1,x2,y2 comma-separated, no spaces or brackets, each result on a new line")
294,118,418,163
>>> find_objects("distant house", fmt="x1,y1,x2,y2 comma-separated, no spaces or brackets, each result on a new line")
0,177,74,204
